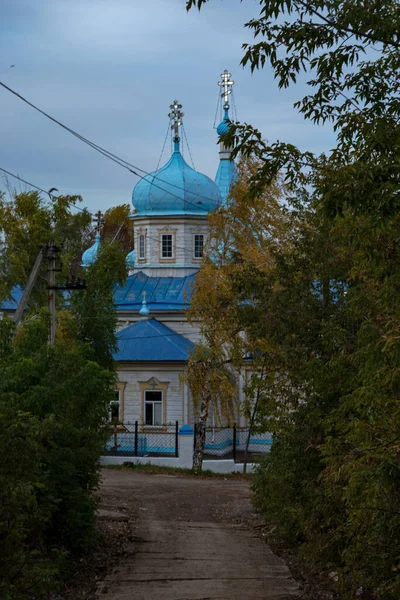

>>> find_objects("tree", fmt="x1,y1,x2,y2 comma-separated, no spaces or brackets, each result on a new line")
0,190,127,598
187,156,289,470
102,203,134,251
187,3,400,597
0,189,92,307
184,344,236,472
188,0,400,219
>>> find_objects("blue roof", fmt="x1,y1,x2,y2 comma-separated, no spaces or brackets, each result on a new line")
114,318,194,362
215,158,237,205
114,271,196,312
0,285,23,310
81,233,100,267
132,142,221,216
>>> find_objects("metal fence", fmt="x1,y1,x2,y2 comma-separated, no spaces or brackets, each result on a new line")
195,425,273,462
105,421,179,457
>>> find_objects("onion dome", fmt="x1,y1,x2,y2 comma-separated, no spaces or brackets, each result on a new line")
139,295,150,317
81,233,100,267
132,142,221,216
217,107,232,137
126,249,135,269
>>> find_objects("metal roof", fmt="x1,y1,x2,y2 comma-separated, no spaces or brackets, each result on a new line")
114,318,194,362
132,144,221,216
114,271,196,312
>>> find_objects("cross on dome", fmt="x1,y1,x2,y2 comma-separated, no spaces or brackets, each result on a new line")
93,210,104,234
168,100,184,143
218,70,235,110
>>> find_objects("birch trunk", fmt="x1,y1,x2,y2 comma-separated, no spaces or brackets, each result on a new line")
243,384,262,473
193,396,209,473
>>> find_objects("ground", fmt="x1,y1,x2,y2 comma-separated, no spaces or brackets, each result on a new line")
60,467,338,600
92,468,298,600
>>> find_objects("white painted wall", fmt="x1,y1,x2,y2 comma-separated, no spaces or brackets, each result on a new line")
117,366,186,425
132,214,209,277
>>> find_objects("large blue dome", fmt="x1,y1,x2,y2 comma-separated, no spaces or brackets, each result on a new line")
132,145,221,215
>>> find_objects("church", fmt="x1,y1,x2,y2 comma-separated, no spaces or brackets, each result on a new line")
81,71,239,430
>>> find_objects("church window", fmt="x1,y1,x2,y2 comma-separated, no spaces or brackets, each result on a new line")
161,234,173,259
138,234,146,260
144,390,163,426
193,234,204,258
110,391,120,423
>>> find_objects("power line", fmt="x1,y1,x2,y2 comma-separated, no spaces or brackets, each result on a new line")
0,166,90,214
0,81,222,210
0,166,207,261
0,164,204,258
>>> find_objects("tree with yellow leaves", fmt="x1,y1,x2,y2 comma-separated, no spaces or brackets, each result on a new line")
186,156,290,471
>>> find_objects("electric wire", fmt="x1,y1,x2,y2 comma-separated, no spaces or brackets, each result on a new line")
0,166,91,214
0,165,212,261
182,124,196,170
0,81,221,209
155,121,171,172
213,88,221,129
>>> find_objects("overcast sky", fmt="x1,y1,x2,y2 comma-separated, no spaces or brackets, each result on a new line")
0,0,335,215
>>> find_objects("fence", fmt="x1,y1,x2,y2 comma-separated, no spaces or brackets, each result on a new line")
105,421,179,457
195,425,273,463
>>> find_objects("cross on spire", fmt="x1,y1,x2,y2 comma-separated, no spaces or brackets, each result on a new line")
168,100,184,143
93,210,104,234
218,70,235,110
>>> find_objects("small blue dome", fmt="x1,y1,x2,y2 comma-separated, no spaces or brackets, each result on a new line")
217,108,232,137
132,143,221,215
139,296,150,317
81,233,100,267
126,249,135,269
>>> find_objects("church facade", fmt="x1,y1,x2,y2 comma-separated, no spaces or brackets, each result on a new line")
107,76,238,429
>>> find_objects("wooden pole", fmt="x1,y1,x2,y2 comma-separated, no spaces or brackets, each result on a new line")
47,242,57,345
13,247,45,326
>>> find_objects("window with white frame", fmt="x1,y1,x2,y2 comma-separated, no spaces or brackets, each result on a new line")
138,234,146,260
110,391,120,423
161,234,173,259
144,390,163,426
193,234,204,259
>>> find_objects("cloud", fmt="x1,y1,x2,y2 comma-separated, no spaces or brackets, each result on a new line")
0,0,335,213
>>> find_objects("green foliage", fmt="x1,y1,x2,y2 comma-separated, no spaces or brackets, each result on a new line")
0,190,92,306
0,191,127,597
187,2,400,597
0,320,116,598
103,203,134,251
68,240,127,370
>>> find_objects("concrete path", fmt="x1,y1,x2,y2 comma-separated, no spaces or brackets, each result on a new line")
97,470,299,600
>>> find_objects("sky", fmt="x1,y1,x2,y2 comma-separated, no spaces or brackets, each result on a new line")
0,0,336,215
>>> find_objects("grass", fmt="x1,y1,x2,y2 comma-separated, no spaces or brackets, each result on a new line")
103,462,253,479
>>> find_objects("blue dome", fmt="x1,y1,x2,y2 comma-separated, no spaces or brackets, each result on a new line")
81,233,100,267
132,143,221,215
216,108,232,137
126,249,135,269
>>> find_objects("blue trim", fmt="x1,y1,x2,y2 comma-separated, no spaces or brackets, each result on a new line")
179,424,194,435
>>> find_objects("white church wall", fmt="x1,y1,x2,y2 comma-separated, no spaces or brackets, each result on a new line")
117,366,186,426
132,215,209,277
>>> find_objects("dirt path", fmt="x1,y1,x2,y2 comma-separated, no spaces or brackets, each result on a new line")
96,469,299,600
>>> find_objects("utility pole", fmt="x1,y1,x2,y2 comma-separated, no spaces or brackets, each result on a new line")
46,241,60,346
13,247,45,326
12,243,86,342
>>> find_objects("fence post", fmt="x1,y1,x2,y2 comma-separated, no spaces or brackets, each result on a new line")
175,421,179,457
113,426,117,456
134,421,138,457
233,423,237,463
